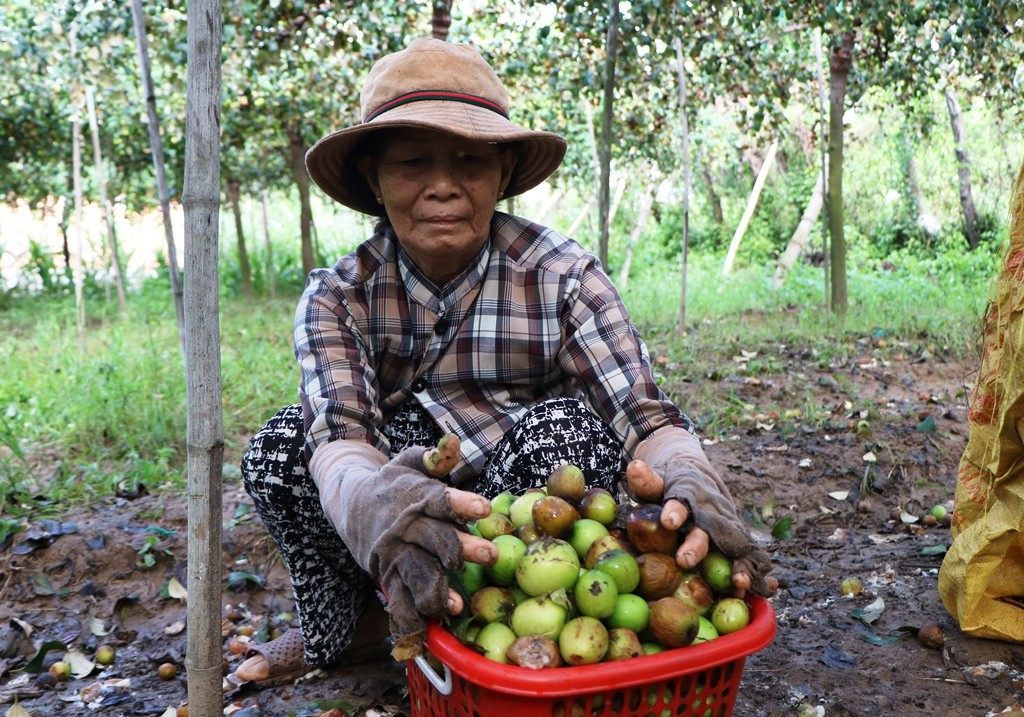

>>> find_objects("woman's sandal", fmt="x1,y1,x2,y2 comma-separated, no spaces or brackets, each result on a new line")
226,627,312,690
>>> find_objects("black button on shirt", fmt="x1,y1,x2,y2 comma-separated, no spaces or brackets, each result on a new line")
412,378,427,392
434,317,449,335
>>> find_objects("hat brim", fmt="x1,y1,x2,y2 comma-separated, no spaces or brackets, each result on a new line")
306,100,567,216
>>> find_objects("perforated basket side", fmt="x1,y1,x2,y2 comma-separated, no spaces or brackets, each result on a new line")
406,595,775,717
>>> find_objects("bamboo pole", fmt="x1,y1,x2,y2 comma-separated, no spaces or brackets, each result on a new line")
182,0,224,709
722,140,777,276
675,37,692,336
86,86,128,315
70,23,86,333
130,0,186,350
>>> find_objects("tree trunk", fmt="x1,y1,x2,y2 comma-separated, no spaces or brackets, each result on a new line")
130,0,185,351
261,188,275,299
696,146,723,227
183,0,224,710
814,26,830,311
617,172,658,289
675,38,691,335
902,128,924,224
722,140,777,276
774,168,825,287
289,126,315,277
608,174,627,228
567,194,595,237
86,86,127,315
827,32,854,316
431,0,453,41
597,0,619,270
228,181,253,298
70,23,86,332
944,88,980,250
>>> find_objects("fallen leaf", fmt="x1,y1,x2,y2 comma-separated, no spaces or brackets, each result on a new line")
158,708,177,717
921,544,947,556
10,618,34,638
771,516,794,540
5,702,32,717
828,490,849,500
915,415,937,433
162,577,187,600
798,458,813,468
899,509,919,524
226,571,265,592
852,597,885,625
860,633,900,646
819,642,855,669
862,451,877,463
89,614,114,637
164,619,186,636
23,640,67,674
64,649,96,679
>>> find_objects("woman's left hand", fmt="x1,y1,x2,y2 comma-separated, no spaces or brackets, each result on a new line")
625,460,774,597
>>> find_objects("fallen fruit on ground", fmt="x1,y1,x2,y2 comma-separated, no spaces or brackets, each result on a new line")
840,577,863,597
917,623,944,649
49,661,71,681
95,645,116,666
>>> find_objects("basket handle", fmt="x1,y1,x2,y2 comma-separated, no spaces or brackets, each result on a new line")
414,654,453,696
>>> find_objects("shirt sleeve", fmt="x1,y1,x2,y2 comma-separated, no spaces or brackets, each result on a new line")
294,268,387,463
555,257,693,456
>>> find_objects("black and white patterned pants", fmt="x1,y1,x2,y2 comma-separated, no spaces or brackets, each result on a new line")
241,397,623,667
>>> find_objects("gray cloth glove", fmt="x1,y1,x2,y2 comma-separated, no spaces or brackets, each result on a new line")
309,440,464,654
634,426,774,596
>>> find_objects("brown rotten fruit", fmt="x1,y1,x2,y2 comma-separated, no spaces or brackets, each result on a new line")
532,495,579,538
636,552,683,600
647,597,699,648
546,464,586,503
626,504,680,555
506,635,563,669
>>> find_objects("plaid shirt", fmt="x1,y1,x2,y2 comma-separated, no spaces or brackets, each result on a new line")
295,211,692,485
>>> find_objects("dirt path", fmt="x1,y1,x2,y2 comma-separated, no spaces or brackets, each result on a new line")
2,351,1023,716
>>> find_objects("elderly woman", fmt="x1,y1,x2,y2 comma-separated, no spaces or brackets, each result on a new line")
231,38,773,687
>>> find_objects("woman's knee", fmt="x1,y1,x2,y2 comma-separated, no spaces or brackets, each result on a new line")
241,404,308,498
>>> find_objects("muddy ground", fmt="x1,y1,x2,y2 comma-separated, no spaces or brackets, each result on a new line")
2,342,1024,716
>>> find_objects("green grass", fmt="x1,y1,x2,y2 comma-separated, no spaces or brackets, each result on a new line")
0,243,998,515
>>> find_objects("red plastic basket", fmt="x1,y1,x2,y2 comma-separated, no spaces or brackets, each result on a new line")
406,595,775,717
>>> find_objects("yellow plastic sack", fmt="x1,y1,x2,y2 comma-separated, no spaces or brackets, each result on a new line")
938,162,1024,643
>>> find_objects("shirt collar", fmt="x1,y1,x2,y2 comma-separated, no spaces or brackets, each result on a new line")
396,234,492,313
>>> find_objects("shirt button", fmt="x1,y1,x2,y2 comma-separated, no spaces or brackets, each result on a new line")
434,317,449,335
412,378,427,392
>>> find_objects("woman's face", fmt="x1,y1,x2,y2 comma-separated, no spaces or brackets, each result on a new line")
361,128,517,285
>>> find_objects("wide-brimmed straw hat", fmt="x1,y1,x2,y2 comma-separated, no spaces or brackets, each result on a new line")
305,38,567,216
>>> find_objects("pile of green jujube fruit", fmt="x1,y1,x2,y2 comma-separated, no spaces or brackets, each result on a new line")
447,465,753,668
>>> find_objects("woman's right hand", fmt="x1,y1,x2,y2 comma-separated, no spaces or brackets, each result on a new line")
346,435,499,659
